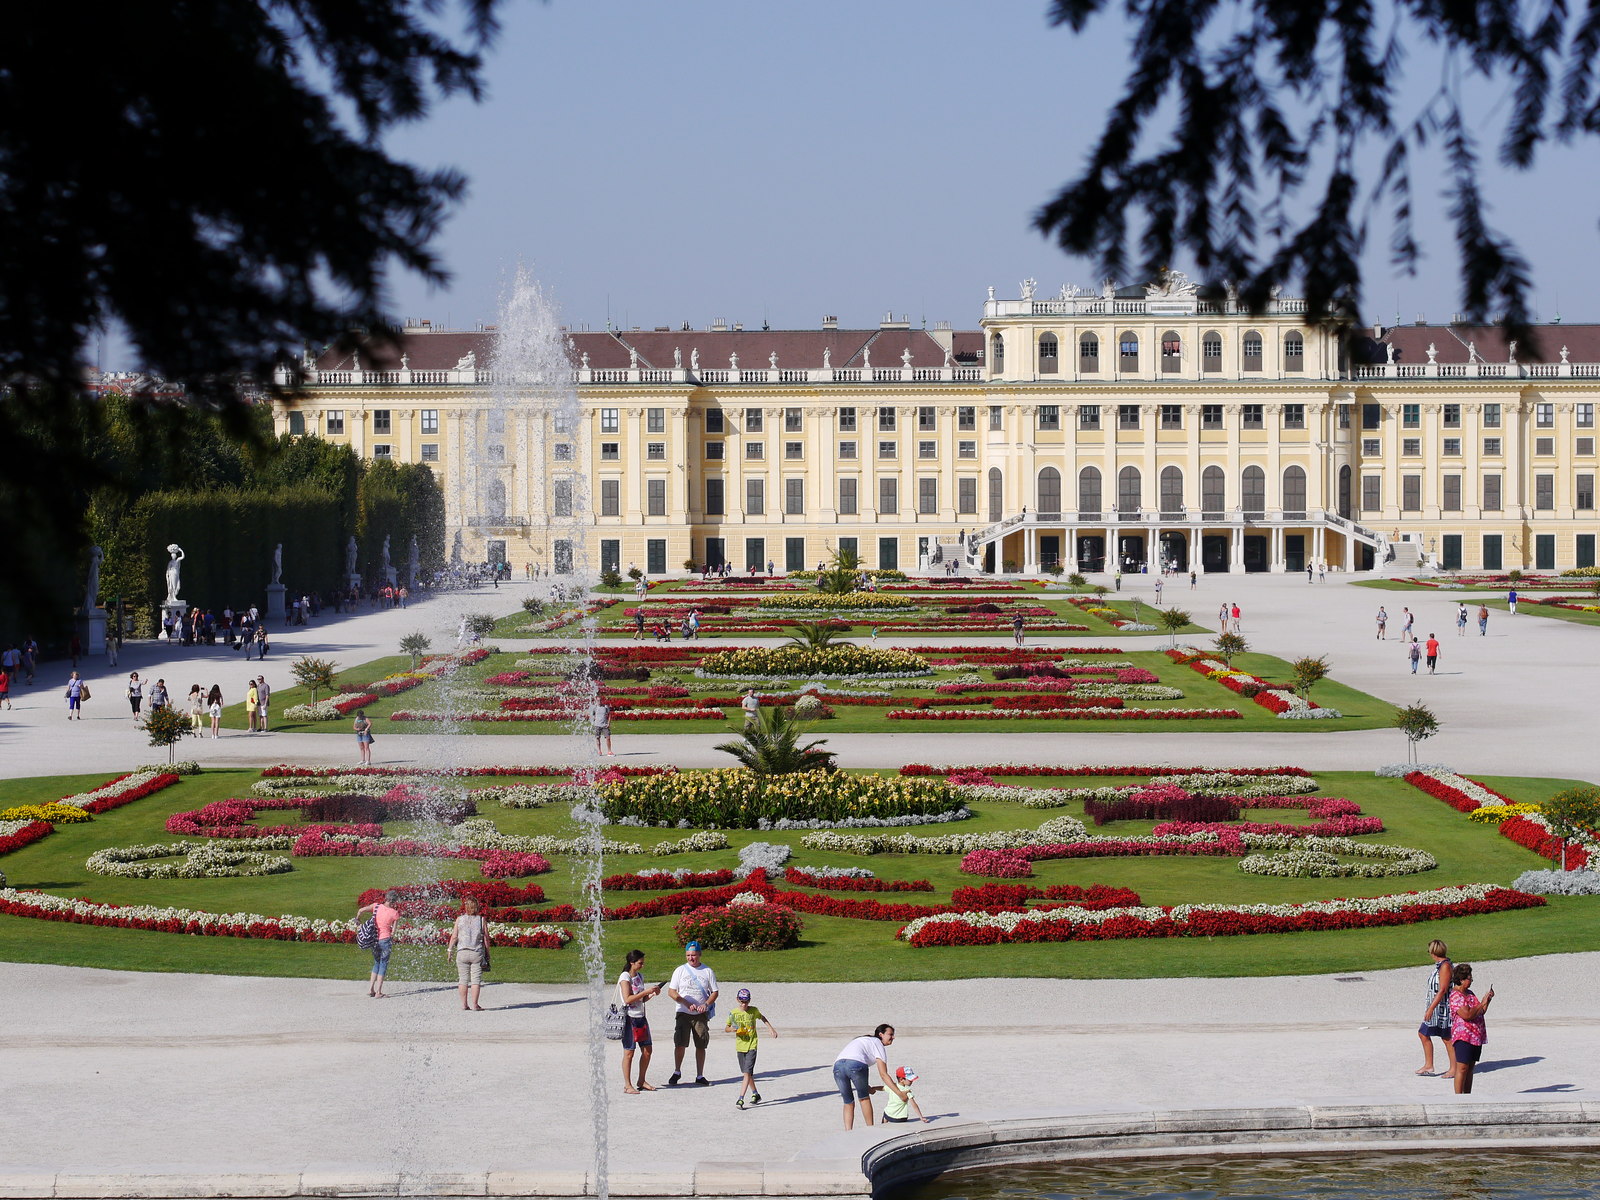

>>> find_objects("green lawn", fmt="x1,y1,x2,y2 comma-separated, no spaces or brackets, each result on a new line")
1476,598,1600,628
0,767,1587,982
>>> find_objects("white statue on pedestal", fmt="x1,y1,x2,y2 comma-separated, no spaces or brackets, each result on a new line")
1020,278,1037,301
164,545,185,606
823,348,831,369
1561,345,1571,364
862,344,871,369
455,351,475,370
1385,343,1395,363
691,348,700,370
84,546,103,612
674,347,682,368
1468,341,1480,363
730,352,739,370
901,348,912,369
271,543,283,585
346,536,358,575
407,535,420,587
1508,340,1518,365
769,351,778,370
581,351,590,368
1426,343,1438,364
629,346,639,369
943,346,953,369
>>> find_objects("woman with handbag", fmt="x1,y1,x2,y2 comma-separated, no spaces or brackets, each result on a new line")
353,709,374,765
617,948,664,1094
355,890,402,998
445,896,491,1011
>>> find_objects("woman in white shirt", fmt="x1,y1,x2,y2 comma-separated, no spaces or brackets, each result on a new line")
832,1024,909,1129
617,948,664,1094
445,896,491,1010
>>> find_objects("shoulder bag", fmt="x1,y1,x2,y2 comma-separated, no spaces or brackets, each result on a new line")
356,915,379,950
604,977,627,1041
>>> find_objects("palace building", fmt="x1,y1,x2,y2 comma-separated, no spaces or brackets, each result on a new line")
272,275,1600,576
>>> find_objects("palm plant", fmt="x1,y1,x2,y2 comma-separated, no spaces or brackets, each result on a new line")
816,547,863,595
786,621,850,651
714,705,837,775
1157,607,1191,647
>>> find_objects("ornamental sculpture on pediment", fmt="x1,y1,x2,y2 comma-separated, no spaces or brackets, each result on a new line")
1145,271,1198,299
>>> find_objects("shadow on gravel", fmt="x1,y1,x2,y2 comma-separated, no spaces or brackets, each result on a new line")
1477,1055,1542,1073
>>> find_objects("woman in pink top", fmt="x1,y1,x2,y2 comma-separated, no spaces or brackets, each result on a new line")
356,890,403,998
1447,962,1495,1094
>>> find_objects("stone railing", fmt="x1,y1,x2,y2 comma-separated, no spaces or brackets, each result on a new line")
1354,360,1600,380
279,364,986,387
984,296,1309,318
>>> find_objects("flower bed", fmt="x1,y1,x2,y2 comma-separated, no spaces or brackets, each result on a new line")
0,820,53,856
596,769,964,828
2,802,95,824
86,841,294,879
886,706,1242,721
783,867,934,892
673,900,804,951
1405,768,1594,869
699,644,931,679
902,763,1313,779
1236,836,1434,877
603,869,737,890
755,591,916,611
358,880,549,912
57,771,182,814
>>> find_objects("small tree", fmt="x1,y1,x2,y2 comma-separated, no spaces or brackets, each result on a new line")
291,656,338,704
521,595,547,617
1067,572,1087,589
463,613,496,639
1539,786,1600,871
599,568,623,589
786,621,850,651
1289,654,1332,700
626,566,644,582
714,705,837,775
1507,568,1524,583
1213,631,1249,667
816,547,863,595
1157,607,1191,648
1092,584,1109,599
400,632,431,669
1393,701,1440,764
145,706,194,763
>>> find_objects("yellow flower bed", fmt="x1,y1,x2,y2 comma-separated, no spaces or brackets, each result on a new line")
1,803,94,824
1467,803,1541,824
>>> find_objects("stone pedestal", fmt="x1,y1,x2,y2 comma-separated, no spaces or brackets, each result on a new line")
78,608,108,655
265,583,287,623
347,572,363,596
160,601,187,640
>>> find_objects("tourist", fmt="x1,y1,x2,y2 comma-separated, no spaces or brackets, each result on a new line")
1114,569,1122,591
687,609,700,639
617,948,664,1094
1408,638,1421,674
1416,939,1456,1078
65,670,86,720
253,624,269,659
1011,613,1024,646
186,684,205,731
1447,963,1494,1094
1154,577,1163,603
1478,604,1490,636
353,710,374,764
725,987,778,1109
106,628,119,668
445,896,491,1011
69,633,82,669
0,668,10,710
22,636,37,684
633,609,646,641
1230,602,1242,632
741,688,760,726
1457,603,1469,636
591,698,614,756
246,679,260,733
207,685,223,737
148,678,169,713
1318,562,1327,583
356,890,403,999
1,643,19,685
831,1024,908,1130
1219,603,1230,630
256,676,271,730
1507,586,1518,614
666,940,719,1087
1401,606,1414,638
1425,633,1440,674
126,671,144,718
881,1066,928,1124
1189,570,1197,590
1376,606,1388,639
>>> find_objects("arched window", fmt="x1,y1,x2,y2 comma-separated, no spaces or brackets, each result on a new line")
1118,331,1139,367
988,467,1004,523
1282,465,1307,515
1202,465,1226,516
1160,331,1182,371
1038,334,1059,375
1160,466,1184,515
1284,331,1304,370
1338,464,1353,519
1242,330,1263,370
1202,331,1223,373
1037,466,1061,514
1078,332,1100,372
1117,466,1142,514
1078,466,1102,516
990,332,1005,375
1242,465,1266,516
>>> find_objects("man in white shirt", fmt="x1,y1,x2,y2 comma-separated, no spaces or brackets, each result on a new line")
666,941,719,1087
256,676,271,731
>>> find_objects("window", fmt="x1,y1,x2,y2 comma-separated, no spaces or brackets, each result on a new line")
600,480,620,516
1537,437,1555,456
1241,404,1264,429
1402,438,1421,456
1202,465,1226,515
878,537,899,571
1361,475,1381,512
326,410,345,435
1443,474,1462,512
1118,404,1140,429
878,477,898,514
372,444,391,458
1535,473,1554,510
785,408,802,432
1159,466,1183,514
1118,332,1139,364
647,479,667,517
957,406,976,430
554,443,573,461
878,409,897,432
553,412,570,434
487,443,505,462
745,441,764,460
745,538,766,573
1580,437,1596,457
1079,405,1101,430
1241,465,1266,515
1284,332,1304,368
1581,404,1595,428
838,537,857,560
1243,332,1262,367
746,409,764,433
287,412,305,435
1202,332,1222,370
1579,474,1596,510
746,479,765,515
1362,403,1381,429
1161,331,1181,365
958,477,978,514
785,537,805,573
918,441,937,459
600,540,620,576
601,408,619,433
1402,403,1420,428
1483,437,1501,456
647,408,665,433
1443,438,1462,456
1338,404,1352,428
785,478,805,515
704,409,724,433
1362,439,1381,456
1038,334,1059,373
1482,404,1501,428
1482,474,1502,511
838,478,858,514
989,406,1003,431
1443,404,1461,428
705,479,724,515
420,444,438,462
600,442,620,461
958,440,977,458
1402,474,1421,511
420,409,439,434
990,332,1005,373
554,479,573,517
1483,534,1503,570
1079,333,1099,369
1282,404,1305,429
704,442,724,461
838,441,857,459
1118,466,1142,513
1037,467,1061,513
838,407,856,431
1202,404,1223,430
1037,405,1061,431
1078,466,1102,514
648,539,667,575
1581,533,1597,568
878,441,897,459
918,406,936,431
1160,404,1183,429
785,442,804,460
647,442,666,460
372,410,391,434
1536,403,1554,428
918,478,938,514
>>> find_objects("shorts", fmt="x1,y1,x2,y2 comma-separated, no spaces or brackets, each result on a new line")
736,1047,758,1075
1418,1021,1450,1037
68,697,80,710
623,1015,651,1051
372,938,393,976
833,1059,870,1104
882,1115,910,1123
1427,656,1438,668
1453,1040,1482,1066
674,1011,710,1050
456,947,483,986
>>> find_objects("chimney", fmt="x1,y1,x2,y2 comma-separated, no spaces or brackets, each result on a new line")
821,315,838,330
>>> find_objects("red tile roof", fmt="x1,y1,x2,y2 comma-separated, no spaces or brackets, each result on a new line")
1372,324,1600,366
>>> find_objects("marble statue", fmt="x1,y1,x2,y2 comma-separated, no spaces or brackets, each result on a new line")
862,344,871,369
1561,345,1571,364
382,535,393,573
1468,341,1480,363
352,352,361,373
84,546,102,612
1426,343,1438,364
1102,278,1116,300
629,346,639,369
1385,343,1395,363
987,286,995,301
1508,340,1518,364
400,353,409,371
407,535,420,587
164,544,185,606
581,351,590,368
943,346,953,369
271,543,283,585
823,348,831,369
691,348,700,370
769,351,778,370
901,348,912,369
1020,278,1037,301
1226,282,1239,302
455,351,476,370
346,535,358,575
674,347,682,368
730,352,739,370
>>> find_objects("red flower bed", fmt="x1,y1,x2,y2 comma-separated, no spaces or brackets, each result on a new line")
1085,793,1241,825
783,868,934,893
359,880,549,909
75,772,182,815
1152,816,1385,837
1403,770,1516,813
948,882,1143,908
673,903,804,951
479,850,553,878
902,764,1312,778
0,820,53,855
333,694,376,715
603,869,736,890
888,707,1241,721
960,832,1245,877
167,800,381,840
991,694,1125,711
262,764,674,778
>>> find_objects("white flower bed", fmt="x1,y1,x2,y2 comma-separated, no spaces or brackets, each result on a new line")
652,830,730,856
0,820,34,838
86,841,293,879
1237,835,1436,877
283,699,344,722
59,770,171,810
452,817,643,857
727,891,768,906
1276,706,1345,720
738,842,793,873
1512,869,1600,895
1374,762,1452,777
800,814,1088,856
135,761,201,776
792,864,876,879
1073,683,1187,700
757,806,972,831
695,669,934,683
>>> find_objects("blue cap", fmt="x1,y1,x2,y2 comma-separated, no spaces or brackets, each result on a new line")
684,941,702,952
736,988,751,1001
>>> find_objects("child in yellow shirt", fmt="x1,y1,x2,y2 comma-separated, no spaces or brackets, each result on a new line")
724,988,778,1109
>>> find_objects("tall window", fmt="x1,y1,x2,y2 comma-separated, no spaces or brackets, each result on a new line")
1202,466,1226,515
745,479,765,515
704,409,724,433
1283,331,1304,369
1038,334,1058,374
1578,474,1596,509
1037,405,1061,431
601,408,619,433
1241,404,1264,429
1160,331,1181,370
1241,465,1266,515
1079,332,1099,371
1536,403,1554,428
989,406,1003,431
1117,466,1142,513
878,477,898,515
1361,475,1381,512
1118,332,1139,366
878,408,896,431
705,479,725,515
1442,474,1462,512
785,478,805,515
838,407,857,431
1118,404,1140,429
1580,404,1595,428
988,468,1003,523
1402,474,1422,511
958,477,978,514
1282,404,1305,429
1402,403,1421,428
599,479,620,517
372,409,391,434
838,477,858,515
1242,331,1262,368
746,409,764,433
990,332,1004,374
918,406,936,431
1078,466,1102,515
553,479,572,517
1160,404,1183,429
647,479,667,517
1202,332,1222,371
1482,474,1501,511
1159,466,1183,514
1443,404,1461,428
957,406,976,430
647,408,665,433
918,478,938,514
1483,404,1501,428
1282,465,1307,515
1535,473,1554,509
1079,405,1101,430
420,409,439,434
326,410,345,435
1037,467,1061,514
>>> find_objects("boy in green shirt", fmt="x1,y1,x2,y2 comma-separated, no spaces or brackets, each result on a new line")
881,1065,928,1123
724,988,778,1109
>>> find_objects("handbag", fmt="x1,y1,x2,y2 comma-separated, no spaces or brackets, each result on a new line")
478,917,490,973
604,978,627,1041
79,684,91,702
355,916,379,949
